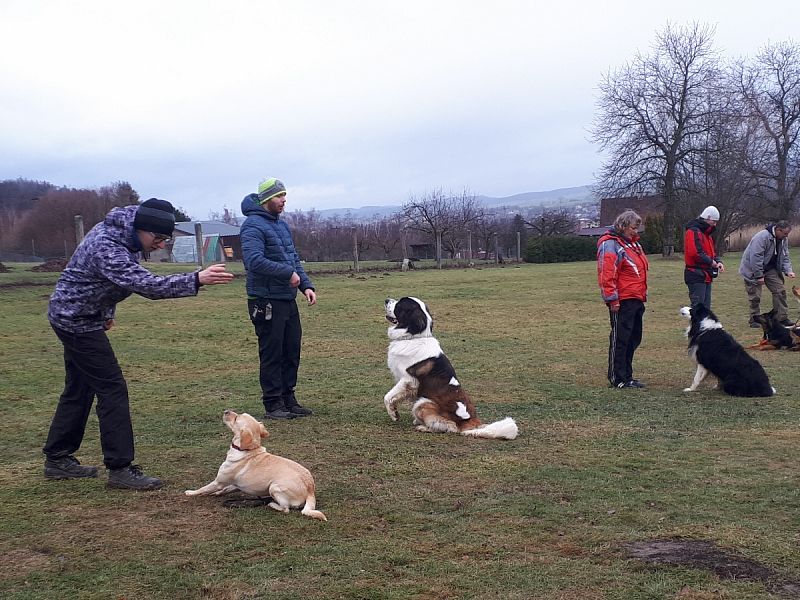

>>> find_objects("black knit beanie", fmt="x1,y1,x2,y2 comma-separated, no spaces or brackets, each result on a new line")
133,198,176,236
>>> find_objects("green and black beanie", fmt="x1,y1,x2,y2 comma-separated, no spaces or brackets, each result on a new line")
257,178,286,204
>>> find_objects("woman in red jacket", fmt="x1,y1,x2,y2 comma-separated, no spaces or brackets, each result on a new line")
597,210,649,389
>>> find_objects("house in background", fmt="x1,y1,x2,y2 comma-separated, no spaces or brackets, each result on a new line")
145,220,242,263
579,195,664,237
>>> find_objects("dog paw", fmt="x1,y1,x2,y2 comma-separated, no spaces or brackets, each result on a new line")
682,388,694,392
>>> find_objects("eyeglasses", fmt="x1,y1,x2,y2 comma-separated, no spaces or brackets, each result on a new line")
149,232,172,243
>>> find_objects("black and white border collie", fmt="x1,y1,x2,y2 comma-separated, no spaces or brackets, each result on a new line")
383,297,518,440
680,304,775,397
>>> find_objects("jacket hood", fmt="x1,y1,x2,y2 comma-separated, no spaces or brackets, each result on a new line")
241,193,278,220
686,217,714,234
103,205,142,251
600,227,640,243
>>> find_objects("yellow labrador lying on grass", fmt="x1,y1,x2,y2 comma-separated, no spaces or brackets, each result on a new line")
185,410,327,521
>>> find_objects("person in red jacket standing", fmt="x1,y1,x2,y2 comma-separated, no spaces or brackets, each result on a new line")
683,206,724,310
597,210,650,389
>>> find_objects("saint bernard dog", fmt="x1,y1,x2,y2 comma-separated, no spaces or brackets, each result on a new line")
383,297,518,440
680,303,775,397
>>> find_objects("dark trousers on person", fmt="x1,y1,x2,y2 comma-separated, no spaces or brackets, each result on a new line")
607,299,645,386
687,282,712,310
248,298,302,411
43,326,134,469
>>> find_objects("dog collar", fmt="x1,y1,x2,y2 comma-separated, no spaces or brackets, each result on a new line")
230,443,255,451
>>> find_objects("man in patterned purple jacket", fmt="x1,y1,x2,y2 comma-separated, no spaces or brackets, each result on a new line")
43,198,234,490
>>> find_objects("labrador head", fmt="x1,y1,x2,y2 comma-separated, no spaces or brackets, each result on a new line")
222,409,269,451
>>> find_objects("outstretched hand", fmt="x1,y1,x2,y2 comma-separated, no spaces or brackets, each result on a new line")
198,264,235,285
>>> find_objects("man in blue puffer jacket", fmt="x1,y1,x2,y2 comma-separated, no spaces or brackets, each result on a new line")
241,178,317,420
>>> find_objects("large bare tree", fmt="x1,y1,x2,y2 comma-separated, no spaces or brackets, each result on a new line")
734,40,800,220
401,188,483,264
592,22,722,256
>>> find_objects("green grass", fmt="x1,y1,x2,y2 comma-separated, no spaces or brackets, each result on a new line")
1,255,799,599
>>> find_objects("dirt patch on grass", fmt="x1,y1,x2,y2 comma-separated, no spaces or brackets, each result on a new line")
0,548,57,580
546,420,634,440
625,539,800,597
29,258,67,272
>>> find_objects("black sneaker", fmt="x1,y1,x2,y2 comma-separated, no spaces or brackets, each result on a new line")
288,404,313,416
44,455,98,480
263,409,298,420
780,319,795,327
616,380,645,389
749,317,761,328
107,465,164,490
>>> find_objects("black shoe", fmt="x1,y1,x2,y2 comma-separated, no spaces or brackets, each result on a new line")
282,393,312,417
616,380,645,389
287,404,312,416
44,455,98,480
749,317,761,328
107,464,164,490
780,319,795,327
263,409,298,420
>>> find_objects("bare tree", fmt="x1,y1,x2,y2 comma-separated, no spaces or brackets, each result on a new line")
524,208,578,236
592,22,722,256
734,40,800,220
402,188,483,263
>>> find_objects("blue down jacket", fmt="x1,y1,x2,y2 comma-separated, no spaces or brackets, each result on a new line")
48,205,199,333
240,193,313,300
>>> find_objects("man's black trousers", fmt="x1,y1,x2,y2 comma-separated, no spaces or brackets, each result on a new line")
43,326,134,469
248,298,302,403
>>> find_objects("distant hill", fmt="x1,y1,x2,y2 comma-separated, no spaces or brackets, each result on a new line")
296,185,595,220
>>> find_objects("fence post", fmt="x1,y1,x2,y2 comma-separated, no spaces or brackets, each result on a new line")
74,215,85,246
517,231,521,262
436,230,442,269
194,223,205,268
494,233,499,264
352,227,359,272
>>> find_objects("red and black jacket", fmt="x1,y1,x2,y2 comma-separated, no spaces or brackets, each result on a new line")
597,229,649,305
683,218,718,284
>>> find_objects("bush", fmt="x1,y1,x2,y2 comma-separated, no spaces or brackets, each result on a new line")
524,235,597,263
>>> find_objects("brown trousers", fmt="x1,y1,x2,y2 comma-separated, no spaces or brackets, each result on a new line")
744,268,789,321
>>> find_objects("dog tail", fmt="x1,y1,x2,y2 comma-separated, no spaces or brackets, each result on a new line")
301,495,328,521
461,417,518,440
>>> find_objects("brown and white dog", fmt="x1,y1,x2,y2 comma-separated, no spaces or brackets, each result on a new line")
383,297,518,440
185,410,327,521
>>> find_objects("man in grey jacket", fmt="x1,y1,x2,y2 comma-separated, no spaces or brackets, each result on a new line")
44,198,234,490
738,221,796,327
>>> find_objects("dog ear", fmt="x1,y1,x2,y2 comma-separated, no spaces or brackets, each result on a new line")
259,423,270,439
238,428,254,450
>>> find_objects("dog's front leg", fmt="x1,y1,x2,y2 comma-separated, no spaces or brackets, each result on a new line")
683,364,708,392
383,378,418,421
185,480,228,496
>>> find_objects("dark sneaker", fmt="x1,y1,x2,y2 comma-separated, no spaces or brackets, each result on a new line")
288,404,313,416
107,465,164,490
616,380,645,389
749,317,761,328
263,409,298,420
780,319,795,327
44,455,98,480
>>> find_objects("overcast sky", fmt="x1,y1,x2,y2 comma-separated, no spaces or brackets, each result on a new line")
1,1,798,219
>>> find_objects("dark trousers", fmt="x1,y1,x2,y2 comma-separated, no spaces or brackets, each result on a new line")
607,299,645,385
43,326,134,469
687,282,712,310
248,299,302,405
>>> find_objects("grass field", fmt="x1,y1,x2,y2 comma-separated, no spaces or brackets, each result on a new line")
1,254,799,599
